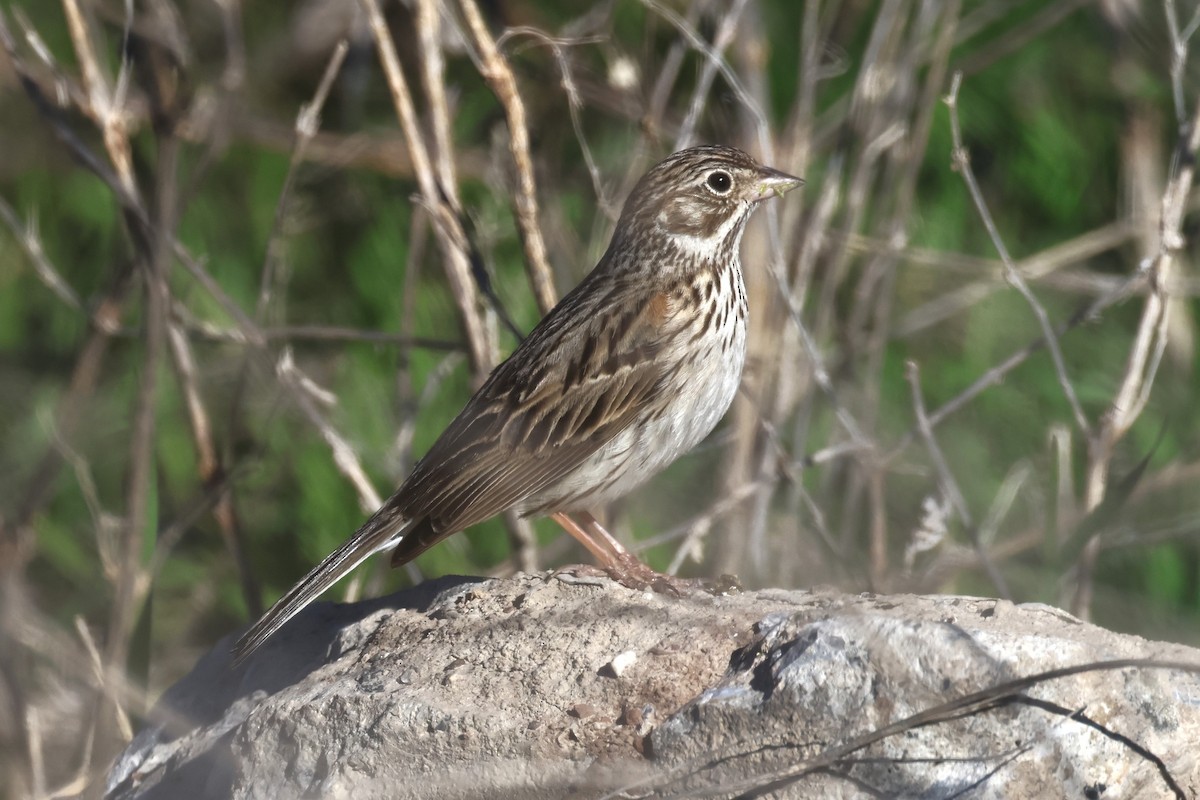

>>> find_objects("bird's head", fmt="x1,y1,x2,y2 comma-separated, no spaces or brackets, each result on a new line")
616,145,802,253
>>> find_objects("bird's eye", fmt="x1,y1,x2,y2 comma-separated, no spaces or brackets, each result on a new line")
705,170,732,194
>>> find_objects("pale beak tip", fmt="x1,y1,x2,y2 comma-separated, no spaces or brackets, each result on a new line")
753,167,803,202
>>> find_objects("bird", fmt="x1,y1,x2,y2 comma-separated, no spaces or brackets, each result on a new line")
233,145,801,664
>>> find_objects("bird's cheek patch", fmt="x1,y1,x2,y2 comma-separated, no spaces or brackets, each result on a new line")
658,201,721,238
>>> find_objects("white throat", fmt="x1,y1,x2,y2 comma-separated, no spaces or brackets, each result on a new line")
658,204,749,259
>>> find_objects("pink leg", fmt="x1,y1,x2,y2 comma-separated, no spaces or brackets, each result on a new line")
550,511,622,565
551,510,725,595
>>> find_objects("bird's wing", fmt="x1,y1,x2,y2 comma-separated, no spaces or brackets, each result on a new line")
388,275,680,563
233,274,676,663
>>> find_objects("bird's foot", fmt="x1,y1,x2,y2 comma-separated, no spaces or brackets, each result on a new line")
606,553,743,597
552,557,742,597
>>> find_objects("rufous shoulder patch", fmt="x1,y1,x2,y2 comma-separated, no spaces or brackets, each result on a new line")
646,291,671,327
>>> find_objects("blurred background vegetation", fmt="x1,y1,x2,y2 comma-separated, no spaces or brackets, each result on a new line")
1,0,1198,795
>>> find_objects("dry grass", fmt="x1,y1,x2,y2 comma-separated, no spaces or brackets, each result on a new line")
0,0,1197,796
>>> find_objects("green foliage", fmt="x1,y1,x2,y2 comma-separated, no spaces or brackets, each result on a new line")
1,15,1199,789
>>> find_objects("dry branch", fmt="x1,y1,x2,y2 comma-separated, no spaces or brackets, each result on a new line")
457,0,558,314
359,0,494,376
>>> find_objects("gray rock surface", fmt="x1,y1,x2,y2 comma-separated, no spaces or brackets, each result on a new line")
106,573,1200,799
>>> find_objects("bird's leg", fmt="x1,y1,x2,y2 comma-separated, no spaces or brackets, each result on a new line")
549,511,624,565
553,510,633,559
551,510,704,595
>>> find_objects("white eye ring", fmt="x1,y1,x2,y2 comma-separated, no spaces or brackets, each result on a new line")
705,170,733,194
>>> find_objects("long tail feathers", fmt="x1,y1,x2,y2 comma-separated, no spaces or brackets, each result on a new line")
232,511,408,665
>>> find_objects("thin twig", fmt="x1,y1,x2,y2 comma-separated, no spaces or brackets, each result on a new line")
359,0,493,376
906,360,1011,599
673,0,751,150
62,0,139,201
893,220,1140,336
0,199,83,309
165,322,261,616
457,0,558,314
884,267,1151,466
1074,84,1200,614
226,41,351,616
500,27,617,218
229,324,460,350
416,0,458,206
276,349,383,514
1164,0,1200,124
664,481,763,574
946,71,1091,437
613,659,1199,799
256,40,348,323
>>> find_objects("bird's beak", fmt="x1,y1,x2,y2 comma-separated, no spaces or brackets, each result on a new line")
751,166,803,202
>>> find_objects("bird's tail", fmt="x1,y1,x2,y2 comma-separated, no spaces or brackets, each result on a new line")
232,507,409,665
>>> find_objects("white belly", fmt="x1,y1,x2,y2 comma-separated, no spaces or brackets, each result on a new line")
526,280,747,513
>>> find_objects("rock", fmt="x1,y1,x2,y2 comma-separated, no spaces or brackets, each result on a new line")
105,574,1200,799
